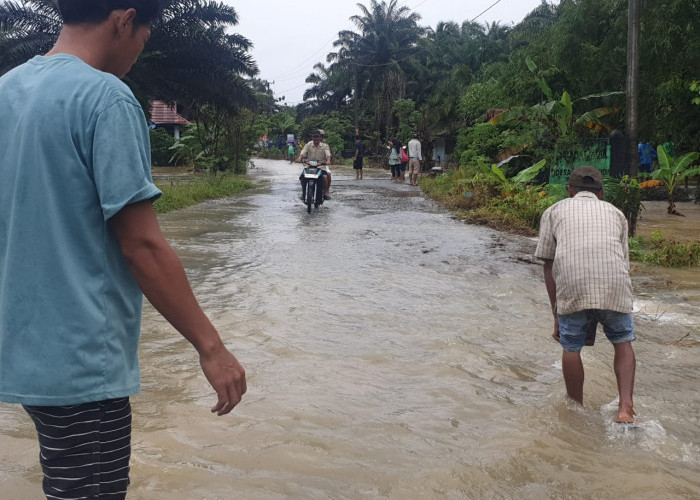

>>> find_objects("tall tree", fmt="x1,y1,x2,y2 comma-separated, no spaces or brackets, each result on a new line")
327,0,423,137
301,62,353,116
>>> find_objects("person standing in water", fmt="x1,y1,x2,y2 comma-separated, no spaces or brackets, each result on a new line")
534,166,636,423
0,1,246,498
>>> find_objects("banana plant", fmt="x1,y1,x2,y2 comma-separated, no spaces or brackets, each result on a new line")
489,57,622,135
648,146,700,215
479,158,547,189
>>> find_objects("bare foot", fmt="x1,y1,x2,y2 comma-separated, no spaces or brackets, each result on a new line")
616,407,635,423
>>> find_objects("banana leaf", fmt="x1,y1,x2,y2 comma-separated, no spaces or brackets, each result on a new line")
512,159,547,184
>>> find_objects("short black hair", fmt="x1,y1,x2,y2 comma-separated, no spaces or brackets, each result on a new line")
57,0,161,25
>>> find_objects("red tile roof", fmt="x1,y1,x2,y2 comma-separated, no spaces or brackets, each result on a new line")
149,100,190,125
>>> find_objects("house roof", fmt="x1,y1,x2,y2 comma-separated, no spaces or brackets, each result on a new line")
149,100,190,125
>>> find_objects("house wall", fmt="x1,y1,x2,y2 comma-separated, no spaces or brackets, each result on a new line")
432,138,446,164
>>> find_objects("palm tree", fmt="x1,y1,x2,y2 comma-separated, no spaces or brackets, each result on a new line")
0,0,258,112
129,0,258,111
301,62,354,116
408,20,493,134
481,21,510,64
327,0,423,137
0,0,60,74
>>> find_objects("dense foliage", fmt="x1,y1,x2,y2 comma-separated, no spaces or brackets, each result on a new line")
2,0,698,180
297,0,699,164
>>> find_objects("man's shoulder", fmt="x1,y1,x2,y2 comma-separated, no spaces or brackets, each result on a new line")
31,55,138,107
550,194,626,221
544,196,571,212
1,55,141,123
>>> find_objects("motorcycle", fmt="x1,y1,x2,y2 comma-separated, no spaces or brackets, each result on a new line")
300,159,325,213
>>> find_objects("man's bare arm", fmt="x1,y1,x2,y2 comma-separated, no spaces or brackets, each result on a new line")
109,200,246,415
543,259,560,342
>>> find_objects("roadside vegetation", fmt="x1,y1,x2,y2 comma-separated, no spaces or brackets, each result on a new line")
630,231,700,268
421,159,559,235
153,174,256,214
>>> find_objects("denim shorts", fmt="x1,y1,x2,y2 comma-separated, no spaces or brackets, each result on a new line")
557,309,635,352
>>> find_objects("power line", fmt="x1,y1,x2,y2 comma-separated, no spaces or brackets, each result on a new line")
268,33,337,81
470,0,505,23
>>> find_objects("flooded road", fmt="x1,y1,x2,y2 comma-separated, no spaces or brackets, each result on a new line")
1,159,699,499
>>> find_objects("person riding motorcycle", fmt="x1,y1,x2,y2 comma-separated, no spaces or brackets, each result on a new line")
297,130,332,200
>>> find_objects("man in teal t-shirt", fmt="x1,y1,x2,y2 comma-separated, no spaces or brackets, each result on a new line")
0,1,247,498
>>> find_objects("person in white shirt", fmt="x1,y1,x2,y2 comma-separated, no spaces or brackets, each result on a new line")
407,133,422,186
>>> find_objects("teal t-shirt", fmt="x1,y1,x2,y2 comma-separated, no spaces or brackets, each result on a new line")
0,55,162,405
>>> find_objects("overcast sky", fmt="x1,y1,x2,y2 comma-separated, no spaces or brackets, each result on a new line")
225,0,558,105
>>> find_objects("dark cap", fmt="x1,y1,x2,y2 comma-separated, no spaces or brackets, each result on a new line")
568,165,603,190
311,130,321,137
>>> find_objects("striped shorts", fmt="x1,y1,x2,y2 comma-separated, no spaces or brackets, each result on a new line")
23,397,132,500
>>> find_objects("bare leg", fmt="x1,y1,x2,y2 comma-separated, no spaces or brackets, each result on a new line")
562,349,584,404
613,342,636,422
324,172,332,197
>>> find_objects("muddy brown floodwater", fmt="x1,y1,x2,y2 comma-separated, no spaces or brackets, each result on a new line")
1,159,698,499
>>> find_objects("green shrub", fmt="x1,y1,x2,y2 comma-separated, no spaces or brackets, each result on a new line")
150,128,176,166
421,163,559,235
604,175,643,236
455,123,502,164
629,231,700,267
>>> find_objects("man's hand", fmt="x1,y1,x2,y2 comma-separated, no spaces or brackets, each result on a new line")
199,343,247,416
552,316,560,343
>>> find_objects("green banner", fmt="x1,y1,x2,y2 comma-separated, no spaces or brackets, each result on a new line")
549,144,611,185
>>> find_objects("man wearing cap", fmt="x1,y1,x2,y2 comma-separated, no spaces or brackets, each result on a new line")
297,130,332,200
534,166,636,423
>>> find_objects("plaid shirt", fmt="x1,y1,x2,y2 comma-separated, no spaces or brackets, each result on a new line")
534,191,633,314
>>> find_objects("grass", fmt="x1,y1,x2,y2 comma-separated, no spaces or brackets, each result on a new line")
630,231,700,267
153,173,257,214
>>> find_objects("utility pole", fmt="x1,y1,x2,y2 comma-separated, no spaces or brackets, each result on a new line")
625,0,640,176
